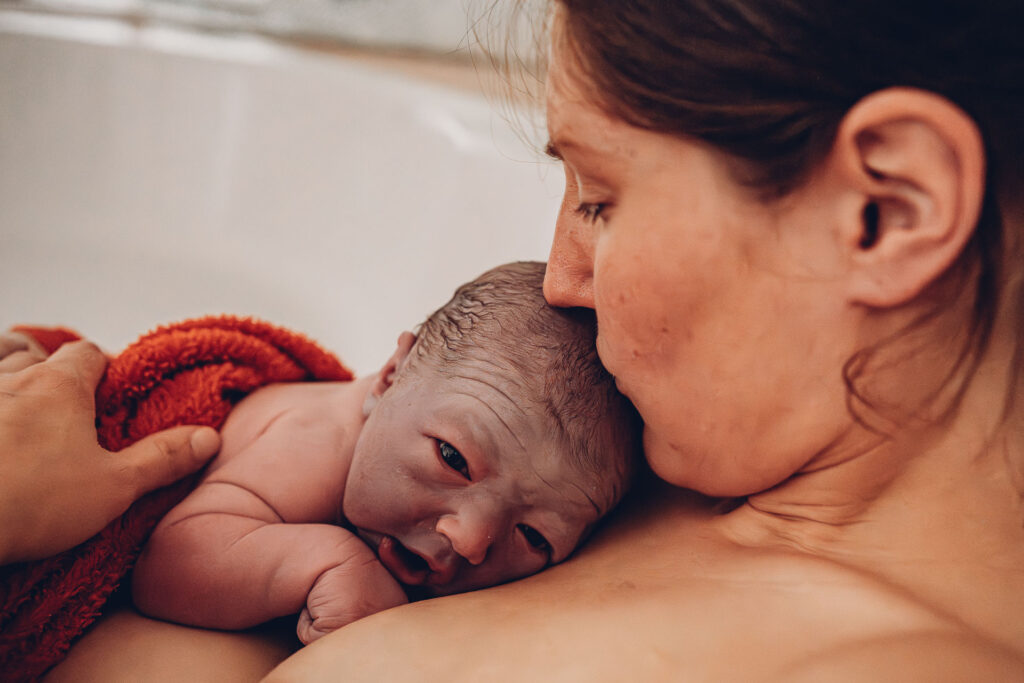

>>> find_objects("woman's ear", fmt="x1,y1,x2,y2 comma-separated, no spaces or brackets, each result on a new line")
830,88,986,308
364,331,417,416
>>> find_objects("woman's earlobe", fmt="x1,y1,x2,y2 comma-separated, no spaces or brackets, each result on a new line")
836,88,986,308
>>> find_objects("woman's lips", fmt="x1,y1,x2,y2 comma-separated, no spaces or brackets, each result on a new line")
377,536,430,586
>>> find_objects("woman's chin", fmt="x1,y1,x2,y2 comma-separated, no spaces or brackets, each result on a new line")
643,430,778,498
643,430,700,489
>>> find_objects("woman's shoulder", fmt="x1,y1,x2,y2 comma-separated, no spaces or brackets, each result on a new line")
779,631,1024,682
47,482,1011,683
45,605,296,682
265,483,988,682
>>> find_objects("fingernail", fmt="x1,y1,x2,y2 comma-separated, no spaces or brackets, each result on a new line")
190,427,221,460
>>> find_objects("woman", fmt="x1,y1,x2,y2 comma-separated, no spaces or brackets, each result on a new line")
267,1,1024,678
9,0,1024,679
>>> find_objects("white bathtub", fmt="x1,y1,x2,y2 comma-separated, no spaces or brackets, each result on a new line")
0,8,562,374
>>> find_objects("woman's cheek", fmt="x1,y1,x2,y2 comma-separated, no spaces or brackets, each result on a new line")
593,264,642,362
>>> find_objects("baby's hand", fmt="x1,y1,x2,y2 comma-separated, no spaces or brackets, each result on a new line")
297,549,408,644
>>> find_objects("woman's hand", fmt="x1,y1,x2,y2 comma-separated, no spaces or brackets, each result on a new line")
0,329,49,372
0,339,221,565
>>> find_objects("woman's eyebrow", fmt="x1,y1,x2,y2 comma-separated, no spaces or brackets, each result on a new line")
546,137,612,163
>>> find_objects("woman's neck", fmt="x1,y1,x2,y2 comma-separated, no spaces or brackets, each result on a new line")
718,308,1024,652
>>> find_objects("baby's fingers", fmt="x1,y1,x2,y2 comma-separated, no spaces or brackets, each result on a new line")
296,608,331,645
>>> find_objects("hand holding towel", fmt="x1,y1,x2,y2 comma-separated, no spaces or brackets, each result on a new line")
0,316,351,681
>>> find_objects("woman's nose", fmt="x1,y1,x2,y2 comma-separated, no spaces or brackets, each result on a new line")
435,507,500,566
543,193,596,309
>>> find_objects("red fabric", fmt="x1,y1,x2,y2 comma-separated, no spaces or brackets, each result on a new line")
0,316,352,681
14,326,80,355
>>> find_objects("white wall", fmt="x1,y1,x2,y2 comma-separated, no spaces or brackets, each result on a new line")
12,0,528,55
0,9,562,375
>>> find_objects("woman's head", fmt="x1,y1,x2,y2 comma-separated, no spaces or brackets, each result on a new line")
546,0,1022,196
538,0,1024,495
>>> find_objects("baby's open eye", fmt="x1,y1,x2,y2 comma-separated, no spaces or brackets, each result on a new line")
517,524,551,555
437,440,470,479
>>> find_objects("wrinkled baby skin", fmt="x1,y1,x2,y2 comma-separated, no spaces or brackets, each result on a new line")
344,346,614,599
133,333,617,644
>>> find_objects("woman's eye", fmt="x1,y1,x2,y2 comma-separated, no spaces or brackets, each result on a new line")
517,524,551,555
574,202,606,224
437,440,470,479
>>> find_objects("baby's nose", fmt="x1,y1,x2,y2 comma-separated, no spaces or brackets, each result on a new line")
435,508,500,566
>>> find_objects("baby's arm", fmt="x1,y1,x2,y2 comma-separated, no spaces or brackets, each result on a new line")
132,387,407,643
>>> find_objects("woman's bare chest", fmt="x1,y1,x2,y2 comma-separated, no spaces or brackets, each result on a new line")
529,490,958,678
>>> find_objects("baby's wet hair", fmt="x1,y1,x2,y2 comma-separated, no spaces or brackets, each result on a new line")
412,261,641,501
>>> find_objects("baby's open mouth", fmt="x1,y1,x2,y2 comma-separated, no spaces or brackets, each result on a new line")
378,536,430,585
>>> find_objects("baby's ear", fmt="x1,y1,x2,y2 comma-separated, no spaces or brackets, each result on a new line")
364,331,417,416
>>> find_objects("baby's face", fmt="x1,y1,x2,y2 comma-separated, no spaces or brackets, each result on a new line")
343,356,617,597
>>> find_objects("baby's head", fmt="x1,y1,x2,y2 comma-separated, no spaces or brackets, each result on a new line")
344,261,641,597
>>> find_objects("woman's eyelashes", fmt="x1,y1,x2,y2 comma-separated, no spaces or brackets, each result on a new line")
574,201,607,224
437,440,470,479
517,523,552,556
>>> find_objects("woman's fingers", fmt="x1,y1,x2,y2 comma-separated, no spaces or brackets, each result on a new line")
45,339,110,391
0,332,32,357
0,350,46,373
0,331,49,371
111,426,222,502
45,341,221,502
0,339,220,564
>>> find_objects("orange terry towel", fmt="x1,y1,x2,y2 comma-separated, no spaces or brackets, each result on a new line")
0,315,352,681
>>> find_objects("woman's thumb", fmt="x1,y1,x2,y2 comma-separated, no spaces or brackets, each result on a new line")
117,426,221,497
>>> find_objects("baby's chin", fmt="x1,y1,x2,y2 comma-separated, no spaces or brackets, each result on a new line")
400,576,478,600
396,572,510,601
402,583,440,601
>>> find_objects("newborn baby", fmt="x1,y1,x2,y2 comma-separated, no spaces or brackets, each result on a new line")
131,261,640,644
